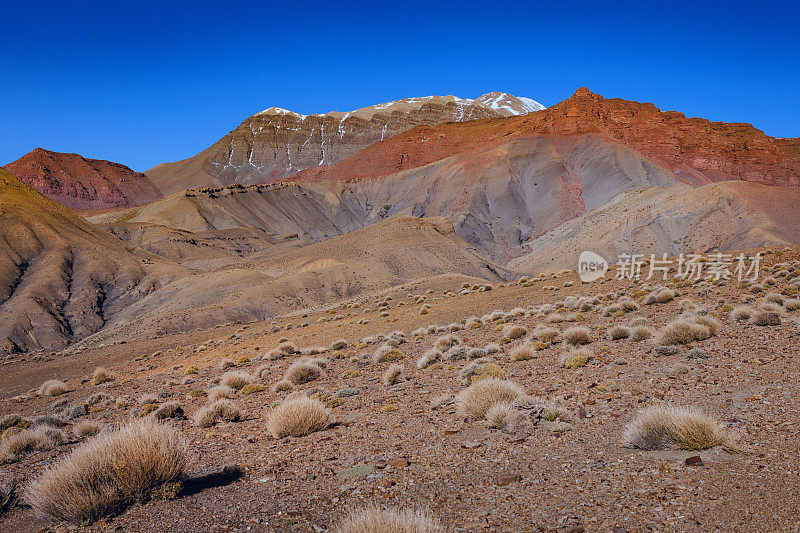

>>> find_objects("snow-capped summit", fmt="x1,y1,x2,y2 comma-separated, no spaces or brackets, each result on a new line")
474,92,546,116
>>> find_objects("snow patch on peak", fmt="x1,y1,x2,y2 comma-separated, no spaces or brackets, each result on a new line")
256,107,307,119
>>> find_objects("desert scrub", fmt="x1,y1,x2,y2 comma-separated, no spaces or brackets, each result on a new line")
208,385,235,401
1,426,65,460
285,358,324,385
331,338,348,350
73,420,103,438
267,397,331,438
644,288,675,305
563,326,592,345
192,400,242,428
239,383,266,395
608,325,631,340
730,306,753,322
656,320,711,345
501,324,527,341
91,367,114,386
152,402,184,421
220,371,255,390
623,405,729,450
532,326,559,343
372,345,404,363
382,364,404,386
455,378,524,420
218,358,236,370
630,325,653,342
561,347,592,369
510,343,536,361
38,380,68,397
751,307,782,326
26,419,190,525
461,360,506,385
334,505,445,533
416,348,442,369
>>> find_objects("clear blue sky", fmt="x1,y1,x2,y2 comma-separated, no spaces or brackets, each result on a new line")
1,0,798,172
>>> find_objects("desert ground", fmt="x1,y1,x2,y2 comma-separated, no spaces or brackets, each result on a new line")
2,248,799,532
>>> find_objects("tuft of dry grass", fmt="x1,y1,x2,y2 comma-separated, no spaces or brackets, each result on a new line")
382,364,404,386
532,326,559,343
509,343,536,361
485,402,514,429
561,347,592,369
285,358,324,385
208,385,235,402
563,326,592,345
752,308,782,326
38,380,68,397
433,334,461,352
608,325,630,340
26,419,190,525
623,405,729,450
220,371,255,390
192,400,242,428
656,320,711,345
501,324,527,341
73,420,103,438
455,378,524,420
644,288,675,305
152,403,184,421
334,505,445,533
1,426,65,460
416,348,441,369
91,367,114,386
267,397,331,438
730,305,753,322
630,325,654,342
372,345,405,364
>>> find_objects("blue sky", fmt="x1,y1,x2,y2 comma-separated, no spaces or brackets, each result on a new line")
1,0,798,171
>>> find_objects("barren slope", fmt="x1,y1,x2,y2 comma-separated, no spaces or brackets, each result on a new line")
3,148,161,209
0,169,181,354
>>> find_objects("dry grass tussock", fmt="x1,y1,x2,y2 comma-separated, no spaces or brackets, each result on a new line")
455,378,524,420
268,397,331,438
26,419,191,525
220,371,255,390
334,505,445,533
38,380,68,397
623,405,730,450
656,320,711,345
91,367,114,386
563,326,592,345
285,358,325,385
192,400,242,428
382,364,404,386
1,425,65,460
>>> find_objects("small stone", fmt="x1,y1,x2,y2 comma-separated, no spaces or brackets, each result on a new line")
381,479,394,488
497,474,522,486
578,406,587,419
386,458,408,468
461,441,482,449
685,455,704,466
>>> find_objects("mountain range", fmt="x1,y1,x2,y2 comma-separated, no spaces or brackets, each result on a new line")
1,87,798,355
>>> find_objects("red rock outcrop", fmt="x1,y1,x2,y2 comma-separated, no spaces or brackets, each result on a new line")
3,148,161,209
288,88,800,187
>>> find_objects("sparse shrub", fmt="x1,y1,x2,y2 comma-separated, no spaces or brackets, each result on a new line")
334,505,445,533
485,402,514,429
561,347,592,369
285,359,324,385
73,420,103,438
38,380,68,397
91,367,114,386
220,371,255,390
532,326,559,343
623,405,729,450
484,342,501,354
687,348,709,359
510,344,535,361
218,358,236,370
609,325,630,340
273,381,293,392
693,315,719,336
461,361,506,385
152,403,184,421
382,364,404,386
267,397,331,438
657,320,711,345
255,364,270,378
434,334,460,351
239,383,266,395
208,385,235,401
455,378,524,420
26,419,190,524
192,400,242,428
764,292,785,306
331,338,348,350
563,326,592,345
752,309,781,326
372,345,404,363
416,348,441,369
0,414,27,432
501,324,527,341
630,325,653,342
644,288,675,305
654,345,681,357
1,426,65,460
730,306,753,322
784,298,800,311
